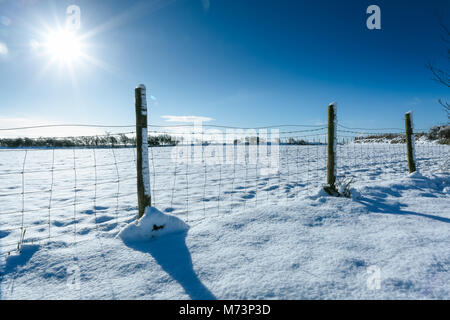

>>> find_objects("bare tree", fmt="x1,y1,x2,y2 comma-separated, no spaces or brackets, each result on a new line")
427,18,449,121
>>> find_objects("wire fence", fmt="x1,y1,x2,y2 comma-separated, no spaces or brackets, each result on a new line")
0,122,449,256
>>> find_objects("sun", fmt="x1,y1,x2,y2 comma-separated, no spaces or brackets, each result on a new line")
29,10,117,82
43,29,83,64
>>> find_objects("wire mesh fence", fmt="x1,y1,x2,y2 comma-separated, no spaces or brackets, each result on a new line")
0,121,449,256
0,134,139,256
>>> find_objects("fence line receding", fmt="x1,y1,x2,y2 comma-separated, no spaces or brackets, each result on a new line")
0,86,449,256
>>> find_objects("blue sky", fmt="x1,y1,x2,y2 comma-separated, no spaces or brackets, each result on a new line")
0,0,449,136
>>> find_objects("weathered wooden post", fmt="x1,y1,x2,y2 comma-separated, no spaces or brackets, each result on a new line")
405,111,416,173
135,84,151,218
325,102,338,195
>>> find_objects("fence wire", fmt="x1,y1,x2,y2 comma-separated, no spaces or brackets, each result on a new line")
0,124,449,256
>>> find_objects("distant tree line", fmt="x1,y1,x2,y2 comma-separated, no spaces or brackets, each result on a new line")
354,126,450,145
0,133,317,148
9,130,446,148
0,133,180,148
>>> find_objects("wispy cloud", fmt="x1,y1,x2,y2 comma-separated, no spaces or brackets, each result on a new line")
201,0,210,12
0,16,12,27
155,115,214,141
0,42,8,56
161,115,214,123
0,117,107,138
410,97,422,106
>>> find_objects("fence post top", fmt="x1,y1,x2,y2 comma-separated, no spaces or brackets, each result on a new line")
405,111,414,124
136,84,146,91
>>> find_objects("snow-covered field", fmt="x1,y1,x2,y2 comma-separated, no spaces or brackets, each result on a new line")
0,144,449,299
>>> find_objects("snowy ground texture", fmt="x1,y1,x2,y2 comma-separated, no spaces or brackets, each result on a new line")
0,144,449,299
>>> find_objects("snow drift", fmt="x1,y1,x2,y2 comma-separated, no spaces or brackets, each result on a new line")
0,144,449,299
118,207,189,243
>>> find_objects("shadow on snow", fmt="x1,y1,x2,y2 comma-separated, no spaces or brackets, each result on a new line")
357,197,450,224
123,230,216,300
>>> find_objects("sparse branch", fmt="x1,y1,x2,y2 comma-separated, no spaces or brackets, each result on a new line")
427,62,450,87
438,99,450,120
428,17,450,121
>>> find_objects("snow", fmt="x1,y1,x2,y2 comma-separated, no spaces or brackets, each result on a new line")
118,207,189,243
0,144,449,299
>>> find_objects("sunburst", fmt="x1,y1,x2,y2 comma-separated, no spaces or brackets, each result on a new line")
43,28,84,64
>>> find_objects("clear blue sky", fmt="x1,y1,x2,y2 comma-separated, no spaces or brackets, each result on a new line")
0,0,449,134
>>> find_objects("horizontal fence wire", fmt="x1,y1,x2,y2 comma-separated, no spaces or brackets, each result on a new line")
0,123,449,256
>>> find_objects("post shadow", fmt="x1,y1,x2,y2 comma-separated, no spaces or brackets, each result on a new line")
0,244,40,299
357,196,450,224
123,230,216,300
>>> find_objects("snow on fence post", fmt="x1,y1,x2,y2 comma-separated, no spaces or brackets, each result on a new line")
135,84,151,218
405,111,416,173
325,102,338,195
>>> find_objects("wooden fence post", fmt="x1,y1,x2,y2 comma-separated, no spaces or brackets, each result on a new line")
325,102,338,195
135,84,151,218
405,111,416,173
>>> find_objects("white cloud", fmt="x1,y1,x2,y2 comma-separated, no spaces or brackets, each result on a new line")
201,0,210,12
410,97,421,106
159,115,215,139
30,39,40,51
0,16,11,26
0,42,8,56
161,115,214,123
0,117,106,138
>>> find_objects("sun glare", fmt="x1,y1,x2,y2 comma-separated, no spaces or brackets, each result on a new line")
43,29,83,63
30,9,114,82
